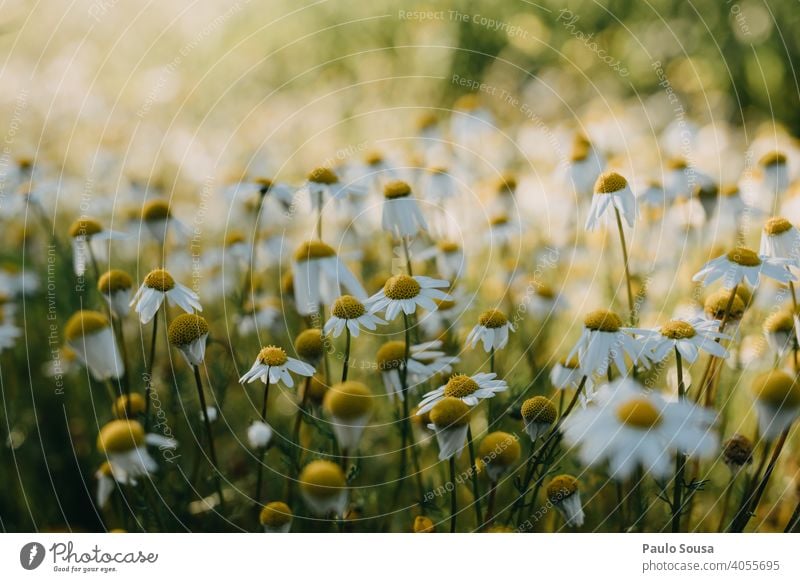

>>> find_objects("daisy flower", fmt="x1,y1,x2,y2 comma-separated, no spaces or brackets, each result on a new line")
141,199,187,244
751,370,800,440
259,502,293,533
67,218,127,277
427,397,471,461
566,309,647,377
292,241,366,317
96,419,177,485
324,295,386,338
167,314,209,366
763,311,795,357
550,355,596,406
303,166,365,209
478,431,521,481
382,180,428,237
95,462,115,508
417,240,465,281
237,297,282,336
130,268,202,324
239,345,315,388
64,310,123,381
323,381,373,451
703,289,747,327
563,378,718,480
521,396,557,442
365,274,450,321
692,246,795,289
97,270,133,318
759,150,790,197
465,308,515,352
293,328,325,367
585,171,636,231
417,372,508,415
633,317,730,364
299,459,348,517
760,216,800,264
546,474,585,528
566,134,604,194
484,213,519,245
376,340,458,400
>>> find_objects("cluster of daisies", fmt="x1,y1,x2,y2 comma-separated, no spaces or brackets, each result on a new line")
6,95,800,534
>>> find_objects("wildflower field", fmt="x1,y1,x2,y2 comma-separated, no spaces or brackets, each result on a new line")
2,0,800,535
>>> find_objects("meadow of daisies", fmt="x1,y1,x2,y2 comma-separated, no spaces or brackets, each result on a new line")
1,1,800,535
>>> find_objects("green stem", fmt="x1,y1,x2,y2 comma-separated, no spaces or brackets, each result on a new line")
671,349,687,532
341,327,351,382
467,425,483,525
144,307,160,432
613,206,635,326
193,365,225,511
449,456,457,533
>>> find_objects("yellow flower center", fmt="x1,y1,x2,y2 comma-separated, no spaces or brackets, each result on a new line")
376,341,406,371
726,247,761,267
478,432,521,467
660,320,696,340
65,310,109,341
299,460,346,498
142,199,171,221
666,158,688,170
437,240,461,253
764,217,793,236
383,274,421,300
68,218,103,238
144,269,175,292
752,370,800,408
560,354,580,369
760,150,787,167
583,309,623,332
490,214,509,226
479,308,508,329
324,381,372,420
384,180,412,199
167,314,209,346
764,311,794,334
112,394,146,419
430,397,471,427
98,269,133,294
536,284,555,299
225,231,246,246
546,474,579,501
444,374,479,398
308,167,338,184
257,345,288,367
704,289,746,320
332,295,366,320
594,171,628,195
294,240,336,262
364,150,383,166
259,502,293,527
97,420,145,454
521,396,557,424
413,515,435,533
435,298,456,311
616,398,662,429
295,329,324,360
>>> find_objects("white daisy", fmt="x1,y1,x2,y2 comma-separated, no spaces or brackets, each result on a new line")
259,502,293,533
141,199,188,244
763,311,795,357
302,166,366,210
465,308,515,352
632,317,730,364
550,355,596,407
427,397,471,461
97,420,177,485
68,218,128,277
760,216,800,264
97,270,134,319
291,241,366,317
130,268,202,324
546,475,585,528
417,372,508,415
751,370,800,440
585,171,636,231
64,310,123,381
521,396,557,442
566,309,648,378
323,295,386,338
299,460,348,517
382,180,427,238
417,240,465,281
376,340,459,400
323,381,373,451
563,378,718,480
239,345,315,389
692,247,795,289
365,274,450,321
167,314,209,366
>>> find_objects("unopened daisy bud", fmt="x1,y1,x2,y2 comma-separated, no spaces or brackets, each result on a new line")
763,311,795,356
466,308,514,352
429,397,471,460
586,171,635,231
259,501,293,533
751,370,800,440
722,434,754,473
295,329,324,363
98,269,133,318
168,314,209,366
112,393,146,419
382,180,427,237
521,396,557,442
413,515,435,533
546,474,584,527
478,431,521,481
247,420,273,449
703,289,745,322
299,459,348,516
324,381,372,451
65,310,123,381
